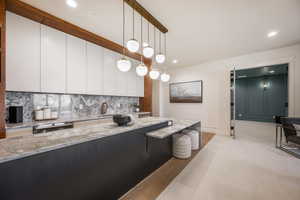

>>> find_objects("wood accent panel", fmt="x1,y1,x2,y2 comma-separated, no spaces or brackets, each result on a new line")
139,59,152,113
0,0,5,138
124,0,168,33
5,0,151,63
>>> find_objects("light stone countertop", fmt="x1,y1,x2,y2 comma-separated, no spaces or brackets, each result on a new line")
0,117,167,164
0,117,200,164
146,119,200,139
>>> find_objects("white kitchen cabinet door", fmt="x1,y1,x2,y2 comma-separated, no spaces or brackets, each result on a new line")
116,69,128,96
6,12,41,92
127,66,138,97
103,49,118,95
66,35,87,94
115,55,128,96
41,25,66,93
86,42,104,95
137,75,144,97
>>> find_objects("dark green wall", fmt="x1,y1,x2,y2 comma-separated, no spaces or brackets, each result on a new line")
236,74,288,123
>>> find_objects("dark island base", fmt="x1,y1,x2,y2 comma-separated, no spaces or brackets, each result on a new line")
0,121,174,200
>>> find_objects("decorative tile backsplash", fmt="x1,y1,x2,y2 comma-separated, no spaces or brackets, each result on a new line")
6,92,139,122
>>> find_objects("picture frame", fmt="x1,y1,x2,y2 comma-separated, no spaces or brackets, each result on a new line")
169,80,203,103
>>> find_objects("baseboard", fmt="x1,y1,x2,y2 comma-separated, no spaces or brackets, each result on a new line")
202,127,226,135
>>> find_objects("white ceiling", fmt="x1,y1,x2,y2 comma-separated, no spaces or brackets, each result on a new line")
21,0,300,68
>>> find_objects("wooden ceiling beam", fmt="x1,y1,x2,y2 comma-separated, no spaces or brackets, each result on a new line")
124,0,168,33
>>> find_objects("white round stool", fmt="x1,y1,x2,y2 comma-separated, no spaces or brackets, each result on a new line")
172,134,192,159
184,130,200,150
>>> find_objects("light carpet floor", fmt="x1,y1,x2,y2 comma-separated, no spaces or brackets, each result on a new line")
157,124,300,200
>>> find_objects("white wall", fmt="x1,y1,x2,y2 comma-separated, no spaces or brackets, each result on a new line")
157,44,300,135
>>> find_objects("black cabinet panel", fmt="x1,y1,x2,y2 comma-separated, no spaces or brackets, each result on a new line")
0,121,172,200
147,136,172,174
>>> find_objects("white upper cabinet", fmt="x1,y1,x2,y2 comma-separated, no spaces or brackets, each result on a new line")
115,55,128,96
137,75,145,97
127,60,144,97
6,11,144,97
66,35,87,94
86,42,104,95
103,49,118,96
116,69,128,96
127,66,138,97
41,25,66,93
6,12,41,92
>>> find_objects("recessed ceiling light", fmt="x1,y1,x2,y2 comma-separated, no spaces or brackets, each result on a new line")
267,31,278,38
269,70,275,73
238,75,247,78
172,59,178,64
66,0,77,8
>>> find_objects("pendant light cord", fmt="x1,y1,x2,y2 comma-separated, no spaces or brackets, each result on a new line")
159,31,161,53
153,26,156,64
154,26,156,52
132,7,135,39
164,33,167,72
140,14,143,63
122,0,125,55
147,21,150,44
164,33,167,57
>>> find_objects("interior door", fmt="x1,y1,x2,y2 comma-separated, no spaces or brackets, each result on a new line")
230,68,236,138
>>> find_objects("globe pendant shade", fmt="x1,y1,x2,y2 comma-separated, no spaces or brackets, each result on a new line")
136,63,148,76
149,70,160,80
161,73,170,82
155,53,166,64
117,57,131,72
143,46,154,58
126,39,139,53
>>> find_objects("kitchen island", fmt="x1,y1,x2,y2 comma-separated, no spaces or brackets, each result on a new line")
0,117,200,200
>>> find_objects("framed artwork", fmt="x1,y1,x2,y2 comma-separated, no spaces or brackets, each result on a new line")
169,80,203,103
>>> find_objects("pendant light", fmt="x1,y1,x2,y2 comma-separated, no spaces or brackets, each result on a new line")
126,6,139,53
136,62,148,76
155,31,166,64
160,73,170,82
136,15,148,76
117,0,131,72
149,70,160,80
149,27,160,80
143,22,154,58
161,33,170,82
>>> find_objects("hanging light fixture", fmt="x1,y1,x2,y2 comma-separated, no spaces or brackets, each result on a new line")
126,6,139,53
117,57,131,72
160,73,170,82
149,27,160,80
117,0,131,72
136,15,148,76
149,69,160,80
143,22,154,58
136,63,148,76
155,31,166,64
